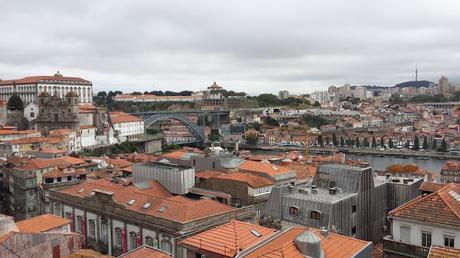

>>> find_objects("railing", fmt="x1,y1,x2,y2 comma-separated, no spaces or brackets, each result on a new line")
383,236,430,258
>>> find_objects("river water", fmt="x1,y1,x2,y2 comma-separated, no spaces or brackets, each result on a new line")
250,149,447,173
346,154,446,173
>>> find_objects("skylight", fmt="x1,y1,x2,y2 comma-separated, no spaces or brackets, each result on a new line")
78,188,85,193
158,206,167,212
250,229,262,237
142,203,151,209
448,190,460,201
89,191,95,197
127,199,136,205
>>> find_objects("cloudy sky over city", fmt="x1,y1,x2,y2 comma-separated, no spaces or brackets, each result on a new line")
1,0,459,94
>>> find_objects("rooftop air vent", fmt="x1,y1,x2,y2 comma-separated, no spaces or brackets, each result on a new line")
142,203,151,209
127,199,136,205
250,229,262,237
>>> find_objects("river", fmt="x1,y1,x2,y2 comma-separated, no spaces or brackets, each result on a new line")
346,154,446,173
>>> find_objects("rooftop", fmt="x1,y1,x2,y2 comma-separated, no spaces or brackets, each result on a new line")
215,172,273,188
389,183,460,228
287,187,356,204
428,245,460,258
179,220,276,257
239,160,291,176
120,245,171,258
242,227,371,258
0,74,90,86
110,112,142,123
16,214,70,233
55,179,234,223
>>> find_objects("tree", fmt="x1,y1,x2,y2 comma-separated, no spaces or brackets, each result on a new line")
208,129,220,142
404,141,410,149
355,137,360,148
439,139,448,152
432,140,438,151
380,137,385,148
363,138,369,148
7,94,24,110
245,134,258,145
265,117,280,127
423,136,428,150
340,136,345,146
257,94,280,107
388,138,394,149
317,135,324,147
146,128,160,135
372,137,377,148
326,137,330,146
332,133,338,146
313,101,321,107
131,91,142,95
97,91,107,98
413,136,420,151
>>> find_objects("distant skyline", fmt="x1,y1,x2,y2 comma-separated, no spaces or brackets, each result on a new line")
1,1,460,95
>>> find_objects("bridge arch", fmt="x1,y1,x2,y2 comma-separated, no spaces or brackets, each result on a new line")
144,113,205,143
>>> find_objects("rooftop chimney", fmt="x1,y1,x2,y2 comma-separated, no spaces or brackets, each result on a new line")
294,231,325,258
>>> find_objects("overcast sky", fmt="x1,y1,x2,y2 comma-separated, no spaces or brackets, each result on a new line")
1,1,459,95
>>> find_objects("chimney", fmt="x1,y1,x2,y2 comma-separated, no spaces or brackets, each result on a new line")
294,231,325,258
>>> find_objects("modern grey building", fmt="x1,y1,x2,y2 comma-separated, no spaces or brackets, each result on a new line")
263,164,422,242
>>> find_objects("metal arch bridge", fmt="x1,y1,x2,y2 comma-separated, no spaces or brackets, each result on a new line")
143,113,205,143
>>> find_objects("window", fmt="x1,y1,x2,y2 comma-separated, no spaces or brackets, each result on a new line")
310,210,321,220
88,220,96,237
352,204,357,213
400,226,410,243
444,236,455,248
54,204,61,216
129,232,137,251
145,236,154,247
352,226,357,235
76,216,82,233
67,176,72,181
30,112,34,118
161,239,172,254
289,206,299,216
115,227,122,247
422,232,432,247
212,162,216,169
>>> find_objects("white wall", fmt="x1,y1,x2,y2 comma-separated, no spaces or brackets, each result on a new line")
392,219,460,248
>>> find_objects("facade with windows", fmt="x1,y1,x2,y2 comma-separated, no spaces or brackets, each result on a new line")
384,183,460,258
0,72,93,104
48,178,255,257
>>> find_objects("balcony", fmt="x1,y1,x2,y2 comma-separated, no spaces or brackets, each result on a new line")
383,235,430,258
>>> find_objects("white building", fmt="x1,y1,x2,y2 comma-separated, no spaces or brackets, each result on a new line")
385,183,460,256
310,91,330,103
49,129,82,153
80,125,98,148
110,112,144,140
0,71,93,104
24,103,39,121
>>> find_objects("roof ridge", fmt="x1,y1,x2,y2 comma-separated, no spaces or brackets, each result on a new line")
232,220,241,254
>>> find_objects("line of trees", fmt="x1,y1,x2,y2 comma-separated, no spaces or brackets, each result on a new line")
321,134,449,152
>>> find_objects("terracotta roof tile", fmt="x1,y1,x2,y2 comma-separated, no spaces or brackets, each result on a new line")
420,182,447,193
160,150,189,160
245,227,371,258
16,214,70,233
110,112,142,123
57,179,234,223
179,220,276,257
215,172,273,188
428,245,460,258
121,246,171,258
196,170,225,179
0,75,90,86
389,183,460,227
239,160,291,177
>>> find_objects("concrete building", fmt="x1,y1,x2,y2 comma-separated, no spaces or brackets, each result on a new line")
438,76,450,95
263,164,422,242
0,72,93,104
383,183,460,258
279,90,289,99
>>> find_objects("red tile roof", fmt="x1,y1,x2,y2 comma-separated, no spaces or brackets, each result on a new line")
196,170,225,179
110,112,142,123
215,172,273,188
43,167,87,178
121,245,171,258
389,183,460,227
239,160,291,177
57,179,234,222
420,182,447,193
16,214,70,233
0,75,90,85
428,245,460,258
179,220,276,257
244,227,371,258
160,150,189,160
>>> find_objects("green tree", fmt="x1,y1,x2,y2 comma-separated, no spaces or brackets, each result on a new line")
380,137,385,148
313,101,321,107
388,138,394,149
326,137,330,146
317,135,324,147
340,136,345,146
257,94,280,107
423,136,428,150
245,134,258,145
265,117,280,127
439,139,448,152
146,128,160,135
332,133,338,146
355,137,360,148
404,141,410,149
363,138,369,148
7,94,24,110
372,137,377,148
413,136,420,151
432,140,438,150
